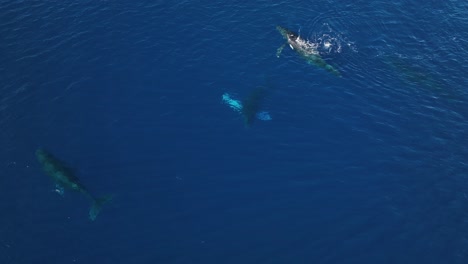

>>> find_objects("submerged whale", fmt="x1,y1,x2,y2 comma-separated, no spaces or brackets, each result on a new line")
36,148,112,221
222,88,272,126
276,26,340,77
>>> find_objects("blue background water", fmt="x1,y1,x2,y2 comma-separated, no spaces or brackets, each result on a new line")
1,0,467,263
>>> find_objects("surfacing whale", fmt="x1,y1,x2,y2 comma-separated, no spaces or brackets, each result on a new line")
276,26,341,77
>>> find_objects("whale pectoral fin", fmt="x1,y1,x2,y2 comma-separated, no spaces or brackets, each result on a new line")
256,111,272,121
222,93,243,112
276,44,286,58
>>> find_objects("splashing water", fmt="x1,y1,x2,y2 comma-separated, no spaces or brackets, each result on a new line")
54,184,65,196
308,23,357,55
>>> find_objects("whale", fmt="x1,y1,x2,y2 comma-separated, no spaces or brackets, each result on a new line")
276,26,340,77
222,90,272,126
36,148,112,221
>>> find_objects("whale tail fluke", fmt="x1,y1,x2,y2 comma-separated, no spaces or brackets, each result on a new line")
89,195,113,221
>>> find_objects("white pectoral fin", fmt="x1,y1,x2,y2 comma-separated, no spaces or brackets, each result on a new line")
256,111,272,121
222,93,242,112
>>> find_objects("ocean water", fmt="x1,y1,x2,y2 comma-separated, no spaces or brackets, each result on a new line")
1,0,467,263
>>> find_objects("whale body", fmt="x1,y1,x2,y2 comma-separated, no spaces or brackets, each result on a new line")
276,26,340,77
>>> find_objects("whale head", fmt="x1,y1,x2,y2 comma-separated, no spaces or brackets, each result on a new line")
276,26,298,42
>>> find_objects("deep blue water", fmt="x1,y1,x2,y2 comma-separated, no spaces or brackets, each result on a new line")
1,0,467,263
